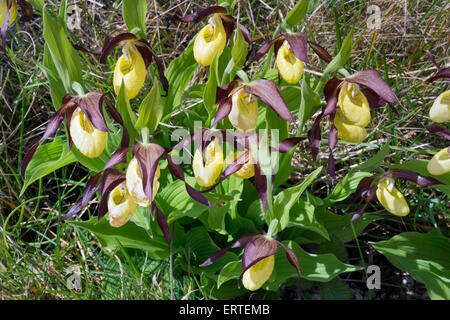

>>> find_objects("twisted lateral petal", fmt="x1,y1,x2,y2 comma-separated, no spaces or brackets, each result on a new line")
333,108,368,143
228,89,258,133
225,151,254,179
126,157,160,206
338,82,371,127
242,255,275,291
429,90,450,123
107,182,137,227
193,138,224,187
276,40,304,84
69,107,106,158
113,43,146,99
427,147,450,176
193,13,226,66
376,177,410,217
0,0,17,26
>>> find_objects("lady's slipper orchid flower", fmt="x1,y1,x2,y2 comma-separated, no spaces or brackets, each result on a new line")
193,138,224,187
193,13,227,66
1,0,33,50
126,157,160,206
69,107,107,158
348,170,442,222
333,108,368,143
375,177,410,217
276,40,304,84
200,234,301,295
113,41,147,99
75,32,169,96
429,90,450,123
212,78,294,129
228,88,258,133
225,150,254,179
108,182,137,227
427,147,450,176
308,70,400,183
170,5,252,66
21,93,125,179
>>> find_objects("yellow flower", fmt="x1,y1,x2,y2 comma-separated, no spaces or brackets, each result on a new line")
113,42,146,99
193,14,227,66
333,108,368,143
429,90,450,123
228,89,258,133
108,182,137,227
193,138,224,187
0,0,18,27
338,81,371,127
242,255,275,291
126,157,160,207
376,177,410,217
225,151,255,179
427,147,450,176
69,107,106,158
276,40,304,84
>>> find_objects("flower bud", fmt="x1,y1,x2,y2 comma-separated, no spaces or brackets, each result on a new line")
0,0,18,27
276,40,304,84
338,81,371,127
429,90,450,123
376,177,410,217
113,42,146,99
427,147,450,176
126,157,160,207
225,151,255,179
242,255,275,291
108,182,137,227
69,107,106,158
193,138,224,187
333,108,368,143
193,14,227,66
228,89,258,133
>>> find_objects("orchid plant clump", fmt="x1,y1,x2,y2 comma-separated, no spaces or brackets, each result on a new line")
16,0,450,300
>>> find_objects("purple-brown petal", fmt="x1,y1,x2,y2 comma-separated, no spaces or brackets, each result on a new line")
426,125,450,140
200,234,257,267
134,142,166,205
99,33,136,64
238,235,278,285
170,6,227,23
284,33,310,63
244,79,294,122
388,169,442,187
72,93,109,132
98,169,126,220
345,69,400,105
307,40,332,63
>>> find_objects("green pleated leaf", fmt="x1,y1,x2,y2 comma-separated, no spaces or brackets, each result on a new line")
323,28,353,75
271,166,323,231
298,75,320,133
69,217,169,260
116,82,139,144
43,7,83,88
264,240,362,290
122,0,147,38
136,80,164,133
285,0,309,29
288,199,330,240
217,260,242,288
371,230,450,300
325,171,373,204
318,278,352,300
20,138,76,196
